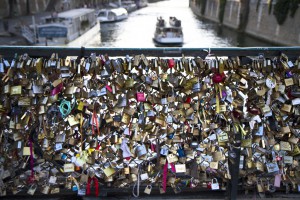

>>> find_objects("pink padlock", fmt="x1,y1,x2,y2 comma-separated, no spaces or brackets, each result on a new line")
136,92,146,102
106,85,112,93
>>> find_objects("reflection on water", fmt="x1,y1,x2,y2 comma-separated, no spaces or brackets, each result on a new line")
212,19,276,47
92,0,275,47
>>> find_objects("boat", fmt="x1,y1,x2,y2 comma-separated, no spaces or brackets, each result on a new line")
96,7,128,23
137,0,148,8
31,8,98,46
122,1,138,13
153,16,183,45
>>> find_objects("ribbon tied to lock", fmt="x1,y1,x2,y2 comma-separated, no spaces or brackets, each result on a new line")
86,176,99,196
92,109,100,136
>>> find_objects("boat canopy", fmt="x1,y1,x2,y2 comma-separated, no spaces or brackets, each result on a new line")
43,8,95,22
111,8,128,15
57,8,95,19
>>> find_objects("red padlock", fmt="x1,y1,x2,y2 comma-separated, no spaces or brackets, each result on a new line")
247,103,261,115
212,73,225,83
207,181,212,189
232,109,243,119
168,59,175,68
185,96,192,103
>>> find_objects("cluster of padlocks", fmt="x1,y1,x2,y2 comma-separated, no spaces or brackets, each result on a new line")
0,52,300,196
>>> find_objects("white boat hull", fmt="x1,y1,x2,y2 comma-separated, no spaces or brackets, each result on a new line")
67,22,101,47
153,36,183,44
32,8,98,46
98,15,128,23
97,8,128,23
35,23,100,46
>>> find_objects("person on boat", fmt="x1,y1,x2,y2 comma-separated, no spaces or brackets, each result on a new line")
51,11,58,22
157,16,165,27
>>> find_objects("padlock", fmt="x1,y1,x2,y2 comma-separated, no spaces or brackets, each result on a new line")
266,181,276,193
142,185,152,195
27,184,37,195
175,164,186,173
159,185,166,194
257,179,264,193
124,166,130,175
77,185,86,196
136,144,147,157
80,172,89,184
140,173,149,181
160,146,169,156
211,178,220,190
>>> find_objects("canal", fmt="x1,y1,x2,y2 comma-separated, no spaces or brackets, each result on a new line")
74,0,275,47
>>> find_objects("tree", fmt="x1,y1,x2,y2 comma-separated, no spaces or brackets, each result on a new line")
9,0,14,17
26,0,30,15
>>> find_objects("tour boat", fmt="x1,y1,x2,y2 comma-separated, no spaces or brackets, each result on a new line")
30,8,99,46
122,1,138,13
153,16,183,45
137,0,148,8
96,7,128,23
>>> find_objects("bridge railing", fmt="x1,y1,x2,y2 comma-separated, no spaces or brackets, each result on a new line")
0,46,299,200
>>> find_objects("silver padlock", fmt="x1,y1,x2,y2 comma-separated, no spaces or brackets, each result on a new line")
140,173,149,181
160,146,169,156
78,186,86,196
41,185,50,194
192,82,201,93
159,185,166,194
211,178,220,190
43,138,49,148
161,98,168,105
27,184,37,195
136,144,147,157
21,156,30,169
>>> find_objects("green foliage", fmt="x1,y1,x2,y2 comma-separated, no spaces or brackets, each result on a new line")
219,0,227,23
273,0,299,25
290,0,300,17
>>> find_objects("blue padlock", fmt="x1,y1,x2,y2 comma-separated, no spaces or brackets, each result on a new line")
72,185,78,191
177,147,185,158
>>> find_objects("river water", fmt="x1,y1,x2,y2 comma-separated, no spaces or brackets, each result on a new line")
79,0,274,48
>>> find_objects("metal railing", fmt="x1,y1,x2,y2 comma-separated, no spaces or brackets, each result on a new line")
0,46,299,200
0,46,300,59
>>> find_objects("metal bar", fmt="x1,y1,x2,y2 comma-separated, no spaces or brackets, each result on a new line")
0,46,299,59
227,125,242,200
228,146,241,200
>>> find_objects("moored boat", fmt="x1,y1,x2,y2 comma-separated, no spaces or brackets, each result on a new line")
32,8,98,46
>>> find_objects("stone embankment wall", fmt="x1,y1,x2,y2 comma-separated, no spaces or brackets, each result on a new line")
0,0,49,18
190,0,300,46
0,0,109,18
